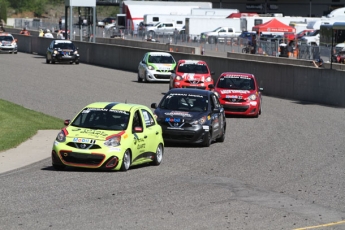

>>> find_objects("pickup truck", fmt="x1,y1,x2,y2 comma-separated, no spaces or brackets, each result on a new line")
299,30,320,46
200,27,241,44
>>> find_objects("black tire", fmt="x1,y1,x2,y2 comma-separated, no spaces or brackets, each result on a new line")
143,71,148,83
152,143,163,166
202,131,212,147
216,126,226,143
120,149,131,171
46,57,50,64
52,59,56,64
75,61,79,65
137,72,142,82
52,164,66,170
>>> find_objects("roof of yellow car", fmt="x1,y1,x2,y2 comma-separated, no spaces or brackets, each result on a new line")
85,102,147,111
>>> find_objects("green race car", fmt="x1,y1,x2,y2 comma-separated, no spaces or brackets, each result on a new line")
138,52,176,82
51,102,164,171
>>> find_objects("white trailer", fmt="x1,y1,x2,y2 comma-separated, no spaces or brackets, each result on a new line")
185,18,241,41
307,16,345,30
143,14,225,26
190,8,239,17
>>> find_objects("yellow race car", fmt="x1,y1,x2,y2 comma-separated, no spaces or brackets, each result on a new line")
51,102,164,171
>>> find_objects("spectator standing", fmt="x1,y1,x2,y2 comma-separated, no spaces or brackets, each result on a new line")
251,34,257,54
20,27,30,36
44,29,54,38
59,18,62,30
173,28,179,44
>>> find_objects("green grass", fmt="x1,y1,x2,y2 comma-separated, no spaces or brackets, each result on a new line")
0,99,64,152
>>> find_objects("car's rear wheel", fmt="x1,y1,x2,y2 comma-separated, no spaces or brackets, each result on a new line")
120,149,131,171
52,164,66,170
152,143,163,166
202,131,212,147
137,72,142,82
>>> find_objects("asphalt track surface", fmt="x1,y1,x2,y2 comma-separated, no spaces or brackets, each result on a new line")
0,53,345,230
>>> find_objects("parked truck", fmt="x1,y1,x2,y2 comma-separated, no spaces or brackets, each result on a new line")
200,26,242,43
185,18,241,42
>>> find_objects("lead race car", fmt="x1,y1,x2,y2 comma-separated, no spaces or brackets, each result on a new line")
51,102,164,171
151,88,226,147
213,72,263,117
46,39,79,64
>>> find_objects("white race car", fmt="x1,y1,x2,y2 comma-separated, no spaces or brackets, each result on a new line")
0,33,18,54
138,52,176,82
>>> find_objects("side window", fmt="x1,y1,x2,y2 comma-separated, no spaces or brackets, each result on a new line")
166,23,173,28
210,96,215,111
153,17,159,22
141,109,155,127
228,28,233,32
132,110,143,130
211,95,221,108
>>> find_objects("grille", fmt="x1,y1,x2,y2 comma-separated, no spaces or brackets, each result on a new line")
223,105,249,112
223,98,246,103
156,70,172,73
60,151,105,165
163,133,194,141
66,142,101,149
154,74,171,79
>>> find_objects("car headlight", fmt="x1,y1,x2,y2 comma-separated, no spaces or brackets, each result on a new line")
54,50,58,54
104,136,121,147
175,75,182,81
148,65,154,70
190,116,207,125
205,76,212,82
74,50,78,54
56,129,68,142
247,94,257,101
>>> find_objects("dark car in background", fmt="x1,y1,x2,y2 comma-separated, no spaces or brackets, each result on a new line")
151,88,226,147
97,17,116,27
46,40,79,64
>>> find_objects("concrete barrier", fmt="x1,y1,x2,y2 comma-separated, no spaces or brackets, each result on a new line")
10,33,345,107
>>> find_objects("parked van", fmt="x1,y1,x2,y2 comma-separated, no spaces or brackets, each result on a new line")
145,22,184,36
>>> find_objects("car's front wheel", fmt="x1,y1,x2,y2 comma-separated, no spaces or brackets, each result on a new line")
120,149,131,171
52,164,66,170
216,126,226,142
46,56,50,64
152,143,163,166
137,72,142,82
202,131,212,147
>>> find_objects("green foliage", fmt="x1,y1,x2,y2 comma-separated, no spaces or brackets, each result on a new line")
0,99,63,152
0,0,8,23
8,0,48,16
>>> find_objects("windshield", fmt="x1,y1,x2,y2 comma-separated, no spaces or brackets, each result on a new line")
0,36,13,41
54,42,75,50
212,27,222,32
159,93,208,112
217,76,255,90
177,63,209,74
148,54,175,64
71,108,130,130
308,30,319,36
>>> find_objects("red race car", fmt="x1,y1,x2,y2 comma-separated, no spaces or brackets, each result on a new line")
169,60,214,90
213,72,263,117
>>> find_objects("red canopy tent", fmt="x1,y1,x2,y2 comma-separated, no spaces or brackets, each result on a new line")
252,18,296,33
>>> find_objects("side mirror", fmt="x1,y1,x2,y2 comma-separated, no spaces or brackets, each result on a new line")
64,119,70,126
213,107,221,113
141,60,146,64
210,71,215,75
134,127,143,133
151,103,157,109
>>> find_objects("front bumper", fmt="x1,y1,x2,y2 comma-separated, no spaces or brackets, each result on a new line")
0,46,17,53
159,123,209,144
52,54,79,62
52,141,124,170
145,69,172,82
221,100,260,116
